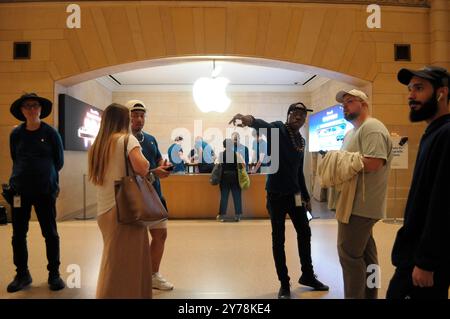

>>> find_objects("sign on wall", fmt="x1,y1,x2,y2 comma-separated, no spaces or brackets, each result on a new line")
391,135,408,169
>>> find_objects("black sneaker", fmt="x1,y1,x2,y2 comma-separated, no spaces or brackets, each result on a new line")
7,271,32,293
48,275,65,291
216,215,225,222
278,283,291,299
298,274,329,291
234,215,242,222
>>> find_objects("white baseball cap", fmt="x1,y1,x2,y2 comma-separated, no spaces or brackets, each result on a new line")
336,89,369,103
126,99,147,112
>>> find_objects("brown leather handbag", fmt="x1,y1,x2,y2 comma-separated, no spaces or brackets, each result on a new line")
115,135,168,226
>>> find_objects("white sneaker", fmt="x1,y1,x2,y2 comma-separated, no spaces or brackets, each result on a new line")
152,272,174,291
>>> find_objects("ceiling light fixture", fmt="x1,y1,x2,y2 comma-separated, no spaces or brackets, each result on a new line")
193,60,231,113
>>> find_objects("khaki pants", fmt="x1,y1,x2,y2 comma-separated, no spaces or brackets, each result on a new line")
337,214,379,299
96,208,152,299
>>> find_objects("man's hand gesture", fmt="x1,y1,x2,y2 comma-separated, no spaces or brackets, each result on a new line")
229,114,254,127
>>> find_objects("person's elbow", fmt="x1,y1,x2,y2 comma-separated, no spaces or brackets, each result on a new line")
363,157,385,172
134,160,149,176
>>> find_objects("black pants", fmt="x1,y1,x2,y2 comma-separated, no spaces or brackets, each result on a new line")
386,267,450,299
198,163,214,173
11,193,61,276
160,196,168,212
219,171,242,216
266,192,313,284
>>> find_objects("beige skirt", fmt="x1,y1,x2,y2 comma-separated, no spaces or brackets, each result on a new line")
96,207,152,299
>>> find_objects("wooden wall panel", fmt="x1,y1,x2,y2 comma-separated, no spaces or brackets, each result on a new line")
90,7,118,66
101,7,137,63
311,9,339,67
138,6,167,58
293,8,326,65
75,8,110,69
125,6,147,61
264,7,292,59
284,9,304,59
254,7,270,55
49,40,80,77
321,10,355,72
232,8,259,56
204,8,227,54
171,7,196,54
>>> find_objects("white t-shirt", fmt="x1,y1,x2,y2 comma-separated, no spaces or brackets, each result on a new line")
96,134,142,216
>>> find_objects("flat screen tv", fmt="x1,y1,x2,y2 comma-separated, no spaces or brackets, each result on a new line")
308,104,353,152
58,94,102,151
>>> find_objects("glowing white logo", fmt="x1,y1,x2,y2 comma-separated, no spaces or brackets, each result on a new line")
193,77,231,113
77,108,101,148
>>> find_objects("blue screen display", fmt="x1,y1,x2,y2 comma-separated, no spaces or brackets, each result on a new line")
308,104,354,152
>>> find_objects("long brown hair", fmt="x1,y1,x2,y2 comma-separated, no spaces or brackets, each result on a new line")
88,103,130,185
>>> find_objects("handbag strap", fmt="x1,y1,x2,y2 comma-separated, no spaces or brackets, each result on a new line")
123,134,135,177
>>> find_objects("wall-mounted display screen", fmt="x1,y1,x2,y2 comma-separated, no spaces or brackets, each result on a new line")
58,94,102,151
308,104,353,152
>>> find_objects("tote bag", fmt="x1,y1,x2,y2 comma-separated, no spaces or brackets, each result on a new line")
115,135,168,226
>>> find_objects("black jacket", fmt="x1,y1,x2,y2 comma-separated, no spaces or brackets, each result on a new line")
250,119,310,200
391,114,450,271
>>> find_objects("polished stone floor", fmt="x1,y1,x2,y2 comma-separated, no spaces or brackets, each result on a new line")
0,213,406,299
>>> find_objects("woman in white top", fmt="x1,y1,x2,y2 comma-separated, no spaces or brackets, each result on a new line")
88,103,152,298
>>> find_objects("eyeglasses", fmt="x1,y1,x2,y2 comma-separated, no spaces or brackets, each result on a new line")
21,102,41,110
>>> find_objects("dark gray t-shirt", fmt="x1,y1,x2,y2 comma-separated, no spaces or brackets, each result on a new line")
341,117,393,220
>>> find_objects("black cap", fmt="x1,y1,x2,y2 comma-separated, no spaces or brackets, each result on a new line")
287,102,313,115
397,66,449,87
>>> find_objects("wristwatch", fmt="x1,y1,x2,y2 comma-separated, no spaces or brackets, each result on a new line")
147,171,156,183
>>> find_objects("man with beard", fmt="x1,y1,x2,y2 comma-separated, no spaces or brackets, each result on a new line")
334,89,392,299
387,66,450,299
229,103,329,299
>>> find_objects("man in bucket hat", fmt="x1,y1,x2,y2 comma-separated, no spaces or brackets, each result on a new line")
387,66,450,299
6,93,65,293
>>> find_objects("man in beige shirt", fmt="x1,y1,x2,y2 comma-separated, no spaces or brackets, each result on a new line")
335,89,393,299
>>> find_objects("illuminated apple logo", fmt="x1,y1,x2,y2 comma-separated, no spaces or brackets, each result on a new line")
193,76,231,113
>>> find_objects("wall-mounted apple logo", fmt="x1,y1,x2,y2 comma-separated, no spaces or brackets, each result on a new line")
193,76,231,113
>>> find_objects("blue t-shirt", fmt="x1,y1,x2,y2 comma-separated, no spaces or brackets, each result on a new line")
168,143,185,172
194,140,215,164
139,132,163,198
252,139,269,166
234,143,249,170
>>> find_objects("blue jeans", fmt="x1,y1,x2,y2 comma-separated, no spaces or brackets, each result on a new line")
219,171,242,216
